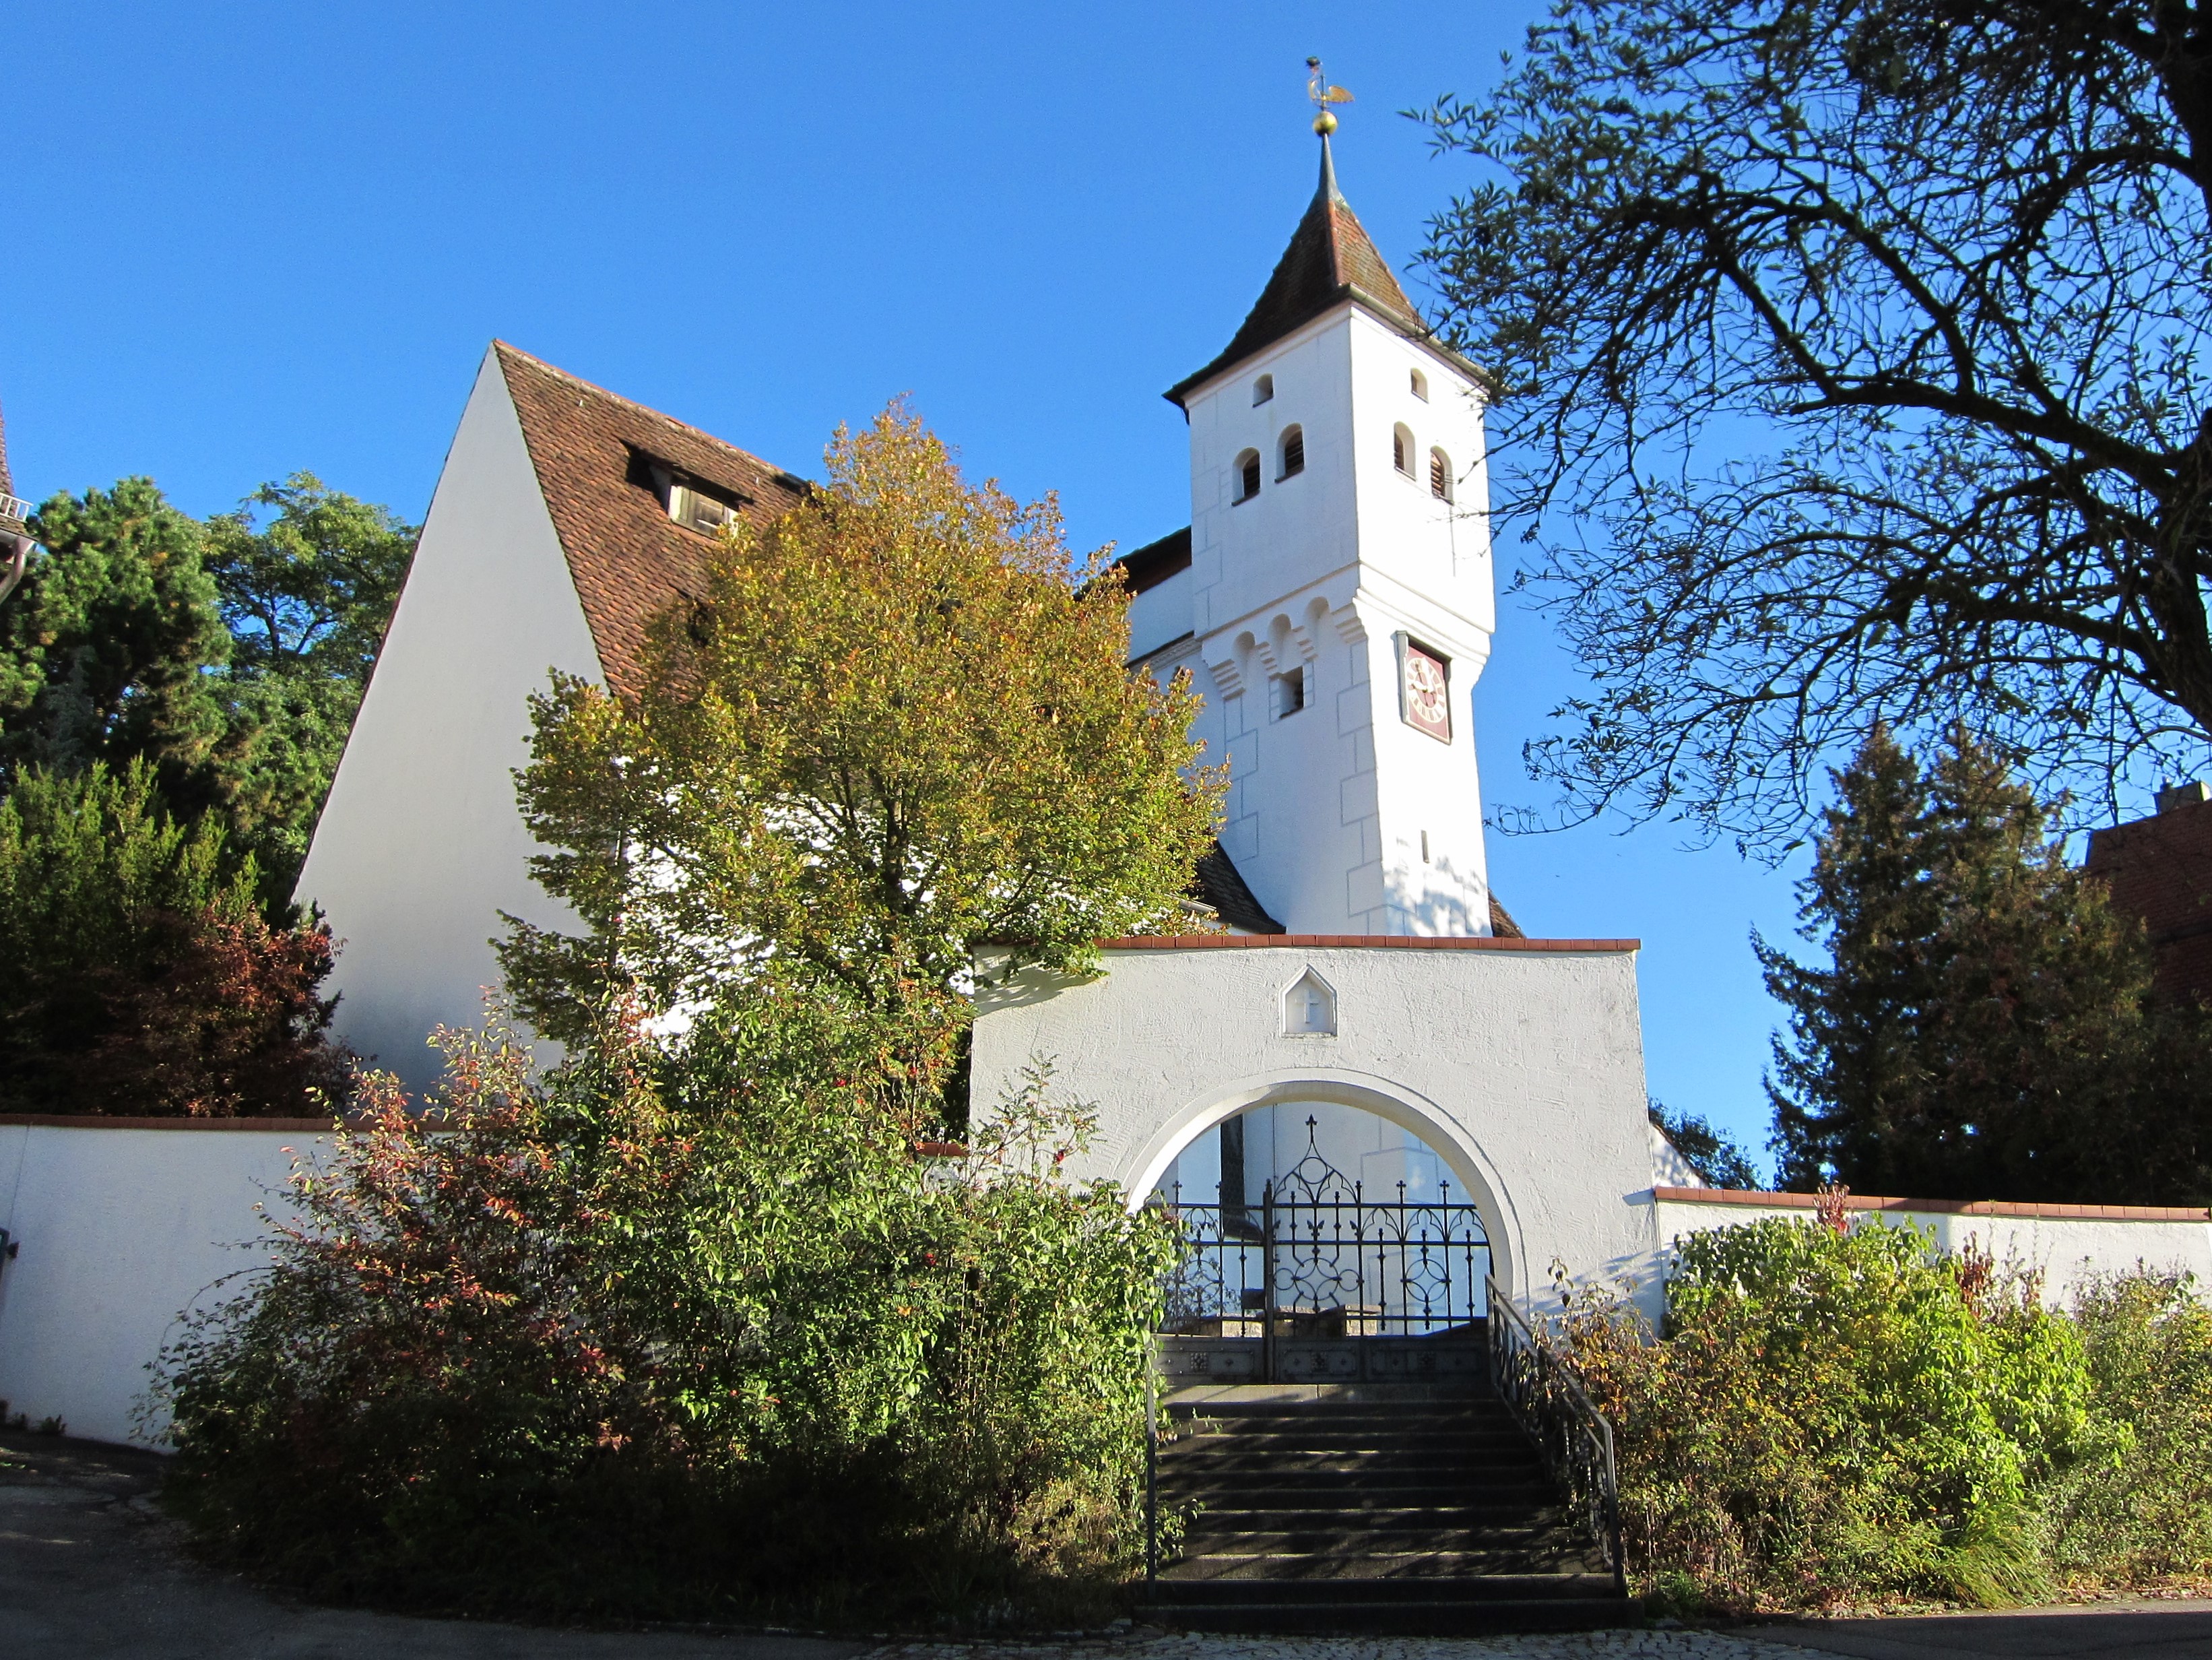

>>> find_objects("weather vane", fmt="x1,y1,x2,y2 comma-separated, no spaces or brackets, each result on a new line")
1305,57,1353,135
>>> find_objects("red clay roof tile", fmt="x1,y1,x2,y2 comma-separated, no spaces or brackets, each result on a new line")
494,342,808,697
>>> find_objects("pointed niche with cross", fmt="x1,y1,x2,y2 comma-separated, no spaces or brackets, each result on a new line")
1283,967,1338,1036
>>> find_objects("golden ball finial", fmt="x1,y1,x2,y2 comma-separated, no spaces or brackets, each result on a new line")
1313,109,1338,135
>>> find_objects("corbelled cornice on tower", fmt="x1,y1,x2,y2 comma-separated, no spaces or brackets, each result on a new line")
1165,135,1431,409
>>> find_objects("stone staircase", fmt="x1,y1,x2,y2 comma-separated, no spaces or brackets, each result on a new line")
1139,1383,1634,1635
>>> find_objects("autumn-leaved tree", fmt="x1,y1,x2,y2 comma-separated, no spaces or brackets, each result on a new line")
1761,727,2212,1201
499,405,1225,1110
1419,0,2212,843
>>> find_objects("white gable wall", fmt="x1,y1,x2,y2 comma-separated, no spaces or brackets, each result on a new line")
975,941,1656,1303
295,349,602,1093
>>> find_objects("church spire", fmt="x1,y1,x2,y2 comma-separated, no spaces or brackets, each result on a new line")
1164,74,1427,409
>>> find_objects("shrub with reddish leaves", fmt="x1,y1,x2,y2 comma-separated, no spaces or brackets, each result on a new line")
156,1012,1176,1625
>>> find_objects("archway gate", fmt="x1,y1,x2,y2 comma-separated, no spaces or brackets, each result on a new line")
1158,1114,1492,1385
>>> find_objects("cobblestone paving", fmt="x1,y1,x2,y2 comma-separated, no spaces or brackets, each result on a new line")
870,1630,1818,1660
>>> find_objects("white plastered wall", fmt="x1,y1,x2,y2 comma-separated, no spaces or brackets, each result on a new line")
0,1122,325,1445
1644,1194,2212,1316
295,348,601,1093
973,942,1657,1304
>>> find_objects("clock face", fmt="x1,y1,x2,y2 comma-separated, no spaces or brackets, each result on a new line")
1402,642,1452,742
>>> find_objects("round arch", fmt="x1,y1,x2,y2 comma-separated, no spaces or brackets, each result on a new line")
1124,1066,1531,1300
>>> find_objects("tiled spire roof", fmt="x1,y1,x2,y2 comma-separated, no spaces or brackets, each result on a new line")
1165,136,1429,408
0,391,14,499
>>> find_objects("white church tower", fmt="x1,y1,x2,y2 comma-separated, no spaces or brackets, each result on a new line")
1124,125,1498,938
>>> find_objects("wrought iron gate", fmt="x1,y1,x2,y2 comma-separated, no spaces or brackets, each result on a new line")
1160,1116,1490,1382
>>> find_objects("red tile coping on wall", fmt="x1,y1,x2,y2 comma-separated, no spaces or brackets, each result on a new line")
1097,933,1641,953
0,1114,361,1132
1654,1186,2211,1223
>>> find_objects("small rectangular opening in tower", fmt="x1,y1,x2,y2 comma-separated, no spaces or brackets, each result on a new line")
1273,666,1307,719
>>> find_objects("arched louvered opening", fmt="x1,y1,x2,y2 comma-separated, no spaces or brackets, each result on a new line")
1234,449,1262,504
1278,425,1305,480
1430,448,1452,501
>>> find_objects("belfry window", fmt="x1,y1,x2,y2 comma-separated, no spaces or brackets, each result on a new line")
1253,374,1274,406
1278,425,1305,480
1430,448,1453,501
1233,449,1262,504
1410,368,1429,401
1392,424,1415,477
1274,665,1307,719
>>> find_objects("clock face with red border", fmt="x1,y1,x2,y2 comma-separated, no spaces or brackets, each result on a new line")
1403,643,1452,742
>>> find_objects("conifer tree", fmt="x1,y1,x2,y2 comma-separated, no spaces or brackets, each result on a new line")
1763,728,2212,1203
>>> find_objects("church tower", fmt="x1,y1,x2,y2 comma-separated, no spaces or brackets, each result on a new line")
1124,129,1497,936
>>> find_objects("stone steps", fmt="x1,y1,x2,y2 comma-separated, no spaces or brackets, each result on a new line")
1138,1382,1633,1636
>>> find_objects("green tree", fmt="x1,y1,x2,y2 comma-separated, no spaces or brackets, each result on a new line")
1417,0,2212,845
1761,728,2212,1200
1650,1099,1761,1188
0,473,416,903
499,405,1225,1109
0,480,231,812
0,761,350,1115
201,473,417,893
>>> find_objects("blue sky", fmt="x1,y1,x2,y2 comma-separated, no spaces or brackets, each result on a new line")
5,1,1830,1172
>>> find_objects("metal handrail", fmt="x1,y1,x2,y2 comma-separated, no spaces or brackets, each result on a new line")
1144,1364,1159,1582
1485,1274,1626,1595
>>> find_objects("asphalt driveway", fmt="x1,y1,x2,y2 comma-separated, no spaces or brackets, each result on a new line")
7,1429,2211,1660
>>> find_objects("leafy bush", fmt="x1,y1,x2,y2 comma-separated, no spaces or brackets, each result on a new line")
1561,1217,2093,1611
2044,1273,2212,1584
0,761,351,1114
156,1012,1176,1625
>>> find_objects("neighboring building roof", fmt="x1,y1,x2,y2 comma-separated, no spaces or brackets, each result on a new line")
1489,895,1525,939
1116,526,1192,596
1192,841,1287,934
493,342,810,697
2086,784,2212,1006
1165,139,1439,409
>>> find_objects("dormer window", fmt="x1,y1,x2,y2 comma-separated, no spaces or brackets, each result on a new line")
1233,449,1262,504
1392,424,1415,477
630,450,748,535
1430,448,1453,501
668,480,740,534
1253,374,1274,406
1410,368,1429,401
1278,425,1305,480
